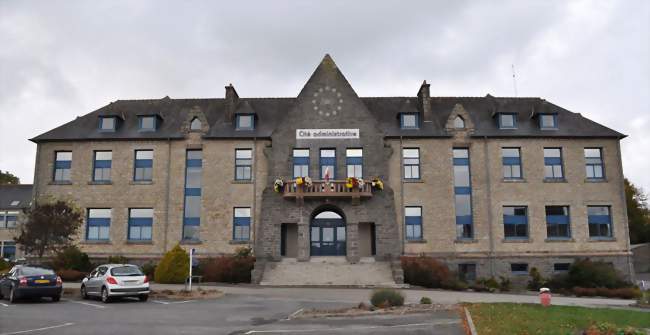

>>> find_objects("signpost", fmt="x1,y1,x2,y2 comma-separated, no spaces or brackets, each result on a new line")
188,248,196,292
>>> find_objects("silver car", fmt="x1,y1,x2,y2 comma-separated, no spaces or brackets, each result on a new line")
81,264,150,303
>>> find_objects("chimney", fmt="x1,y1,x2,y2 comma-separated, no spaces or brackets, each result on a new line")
417,80,432,122
224,83,239,123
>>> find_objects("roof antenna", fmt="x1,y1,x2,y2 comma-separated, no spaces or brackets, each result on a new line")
511,64,518,97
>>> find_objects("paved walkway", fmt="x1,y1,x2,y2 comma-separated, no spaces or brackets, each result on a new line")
63,282,638,308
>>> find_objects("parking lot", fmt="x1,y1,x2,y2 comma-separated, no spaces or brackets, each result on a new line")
0,292,464,335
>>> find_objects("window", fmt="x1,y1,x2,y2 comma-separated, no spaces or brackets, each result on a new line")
190,117,202,131
128,208,153,241
546,206,571,239
588,206,612,238
404,206,422,240
235,149,253,181
183,150,202,240
293,149,310,178
346,148,363,178
87,208,111,240
99,116,116,131
502,148,522,179
585,148,605,180
319,149,336,179
453,148,473,239
9,201,19,206
400,113,419,129
93,151,112,182
0,212,18,229
554,263,571,272
511,263,528,275
233,207,251,241
498,113,517,129
403,148,420,180
503,206,528,239
54,151,72,182
453,116,465,129
139,116,156,131
134,150,153,181
1,241,16,261
540,114,558,129
544,148,564,180
458,263,476,282
236,115,254,130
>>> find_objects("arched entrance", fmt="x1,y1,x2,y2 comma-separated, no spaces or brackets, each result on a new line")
310,210,346,256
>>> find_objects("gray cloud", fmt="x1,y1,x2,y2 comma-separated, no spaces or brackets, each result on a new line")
0,0,648,192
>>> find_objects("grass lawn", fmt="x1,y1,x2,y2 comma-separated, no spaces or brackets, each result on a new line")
466,303,650,335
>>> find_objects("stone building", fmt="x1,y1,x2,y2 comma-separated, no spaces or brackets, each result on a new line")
30,55,633,285
0,184,32,261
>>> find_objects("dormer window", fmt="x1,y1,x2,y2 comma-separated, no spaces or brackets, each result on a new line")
498,113,517,129
540,114,558,130
99,116,116,131
190,117,202,131
10,200,20,207
453,116,465,129
139,116,156,131
400,113,419,129
236,114,254,130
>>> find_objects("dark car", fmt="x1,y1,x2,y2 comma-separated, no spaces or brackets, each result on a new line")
0,265,63,303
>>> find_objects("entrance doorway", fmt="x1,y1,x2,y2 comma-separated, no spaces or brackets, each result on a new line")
280,223,298,257
310,210,346,256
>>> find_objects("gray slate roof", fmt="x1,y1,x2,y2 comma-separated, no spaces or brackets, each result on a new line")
0,185,33,210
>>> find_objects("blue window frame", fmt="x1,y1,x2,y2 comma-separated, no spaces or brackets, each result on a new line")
235,149,252,181
502,147,522,179
128,208,153,241
554,263,571,272
98,116,116,131
236,114,254,130
319,149,336,179
585,148,605,180
1,241,16,261
293,149,310,178
53,151,72,182
400,113,419,129
511,263,528,275
405,206,422,240
183,150,202,240
498,113,517,129
544,148,564,180
403,148,420,180
134,150,153,181
93,151,112,182
540,114,558,129
453,148,473,239
86,208,111,240
233,207,251,241
138,116,156,131
588,206,612,238
0,211,18,229
346,148,363,178
546,206,571,239
504,206,528,239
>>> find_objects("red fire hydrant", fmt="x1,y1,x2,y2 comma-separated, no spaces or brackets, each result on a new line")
539,288,551,307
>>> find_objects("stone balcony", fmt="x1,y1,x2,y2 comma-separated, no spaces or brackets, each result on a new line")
282,180,373,203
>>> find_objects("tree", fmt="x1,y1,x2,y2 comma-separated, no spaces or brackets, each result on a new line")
625,178,650,244
0,170,19,185
154,245,189,284
14,200,83,259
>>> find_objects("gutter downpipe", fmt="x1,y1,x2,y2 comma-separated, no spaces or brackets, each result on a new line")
483,136,496,277
163,137,172,253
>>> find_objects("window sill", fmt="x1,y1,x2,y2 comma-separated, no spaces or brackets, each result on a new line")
88,181,112,185
545,238,574,243
405,239,427,244
126,240,153,245
502,238,531,243
543,178,566,183
585,178,607,183
502,178,526,183
180,239,202,245
229,240,250,245
81,240,111,245
49,181,72,185
130,180,153,185
454,239,478,244
403,179,424,183
588,237,616,242
232,180,254,184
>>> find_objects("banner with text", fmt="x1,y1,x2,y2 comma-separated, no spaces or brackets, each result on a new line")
296,129,359,139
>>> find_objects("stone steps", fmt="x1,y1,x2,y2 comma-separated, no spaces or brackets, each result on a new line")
259,257,400,287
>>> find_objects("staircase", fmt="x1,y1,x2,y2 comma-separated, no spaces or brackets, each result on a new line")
259,257,401,287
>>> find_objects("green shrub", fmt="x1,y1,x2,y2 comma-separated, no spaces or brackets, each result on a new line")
57,269,87,281
154,245,189,284
527,267,546,291
370,288,404,308
201,252,255,283
498,276,512,292
141,262,157,278
419,296,432,304
235,246,252,258
572,287,641,299
0,258,10,271
107,255,129,264
566,259,628,289
638,291,650,305
401,256,452,289
51,245,92,272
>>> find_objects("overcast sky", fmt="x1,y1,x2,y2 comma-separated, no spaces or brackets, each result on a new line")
1,0,648,191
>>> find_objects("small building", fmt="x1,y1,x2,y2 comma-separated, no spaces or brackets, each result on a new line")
0,184,32,261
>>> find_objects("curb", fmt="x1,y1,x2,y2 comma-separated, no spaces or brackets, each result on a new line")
464,307,478,335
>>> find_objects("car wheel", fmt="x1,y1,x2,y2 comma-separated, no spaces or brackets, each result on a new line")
52,295,61,302
8,287,16,303
81,285,88,300
138,294,148,302
101,287,110,303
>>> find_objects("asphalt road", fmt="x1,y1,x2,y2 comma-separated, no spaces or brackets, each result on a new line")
0,293,464,335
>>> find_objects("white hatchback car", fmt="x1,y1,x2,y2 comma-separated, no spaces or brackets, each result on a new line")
81,264,150,303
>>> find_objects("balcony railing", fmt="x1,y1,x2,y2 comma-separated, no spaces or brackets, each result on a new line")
282,180,373,200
